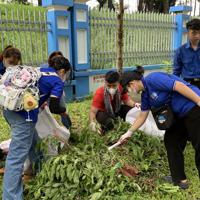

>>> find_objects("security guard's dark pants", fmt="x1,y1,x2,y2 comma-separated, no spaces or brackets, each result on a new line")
96,105,132,132
164,106,200,182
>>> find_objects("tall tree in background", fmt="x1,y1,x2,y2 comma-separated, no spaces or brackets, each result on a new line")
38,0,42,6
11,0,29,4
97,0,124,75
138,0,177,13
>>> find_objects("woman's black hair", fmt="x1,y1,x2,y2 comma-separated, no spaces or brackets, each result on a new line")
105,71,120,84
50,56,71,72
48,51,63,66
120,66,144,89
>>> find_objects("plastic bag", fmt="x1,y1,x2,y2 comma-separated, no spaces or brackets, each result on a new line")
125,107,165,138
0,139,11,153
35,106,70,142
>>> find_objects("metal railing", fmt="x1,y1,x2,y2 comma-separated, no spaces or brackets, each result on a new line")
0,4,49,66
89,8,176,69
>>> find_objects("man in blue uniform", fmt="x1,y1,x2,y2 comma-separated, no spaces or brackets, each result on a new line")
173,18,200,88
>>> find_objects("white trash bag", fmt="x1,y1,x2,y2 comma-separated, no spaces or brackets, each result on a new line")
36,106,70,142
36,105,70,156
125,107,165,138
0,139,11,153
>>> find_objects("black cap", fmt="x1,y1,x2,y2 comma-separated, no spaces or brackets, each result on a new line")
120,71,136,88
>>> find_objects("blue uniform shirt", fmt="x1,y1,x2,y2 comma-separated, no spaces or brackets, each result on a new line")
0,61,5,75
17,67,64,122
141,72,200,117
173,41,200,78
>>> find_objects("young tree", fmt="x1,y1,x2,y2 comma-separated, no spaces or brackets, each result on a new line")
97,0,124,75
116,0,124,76
38,0,42,6
11,0,29,4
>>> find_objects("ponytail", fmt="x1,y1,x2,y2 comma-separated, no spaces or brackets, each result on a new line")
133,65,144,80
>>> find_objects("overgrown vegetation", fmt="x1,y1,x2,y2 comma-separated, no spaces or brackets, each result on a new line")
0,100,199,199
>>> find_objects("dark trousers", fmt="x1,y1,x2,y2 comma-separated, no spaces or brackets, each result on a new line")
191,81,200,88
96,105,132,132
184,79,200,89
164,106,200,182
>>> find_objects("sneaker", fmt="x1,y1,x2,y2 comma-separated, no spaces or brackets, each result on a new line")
22,175,33,183
163,175,173,183
23,165,34,176
174,180,189,190
163,176,189,190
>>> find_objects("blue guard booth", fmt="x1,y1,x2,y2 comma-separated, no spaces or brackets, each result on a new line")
42,0,90,101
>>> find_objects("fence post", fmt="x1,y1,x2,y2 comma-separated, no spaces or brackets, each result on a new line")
169,5,192,51
42,0,75,100
71,0,90,98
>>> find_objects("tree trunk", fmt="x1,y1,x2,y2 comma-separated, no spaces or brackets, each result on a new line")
163,0,169,13
116,0,124,76
38,0,42,6
138,0,144,12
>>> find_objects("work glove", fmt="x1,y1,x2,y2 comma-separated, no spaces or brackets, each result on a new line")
60,113,72,129
134,102,141,108
118,130,134,144
89,121,97,132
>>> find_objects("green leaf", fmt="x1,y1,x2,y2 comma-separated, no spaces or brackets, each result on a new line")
90,192,102,200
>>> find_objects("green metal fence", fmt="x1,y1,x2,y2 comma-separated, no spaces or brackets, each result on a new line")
89,9,177,69
0,4,49,66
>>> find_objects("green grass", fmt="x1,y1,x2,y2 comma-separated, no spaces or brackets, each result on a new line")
0,100,199,199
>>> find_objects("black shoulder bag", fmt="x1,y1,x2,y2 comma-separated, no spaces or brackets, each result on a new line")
151,104,175,130
145,85,175,130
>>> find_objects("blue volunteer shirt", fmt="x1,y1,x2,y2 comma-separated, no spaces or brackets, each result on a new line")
0,61,5,75
17,67,64,122
173,41,200,78
141,72,200,117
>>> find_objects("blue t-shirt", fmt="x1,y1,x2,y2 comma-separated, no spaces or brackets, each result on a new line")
17,67,64,122
141,72,200,117
173,41,200,78
0,61,5,75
